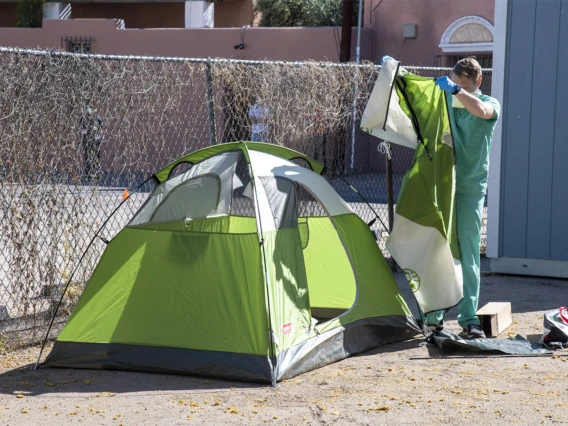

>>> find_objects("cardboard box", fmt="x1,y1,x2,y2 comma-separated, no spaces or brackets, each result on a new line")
476,302,512,337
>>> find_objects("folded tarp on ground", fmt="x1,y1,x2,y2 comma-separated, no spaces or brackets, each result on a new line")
428,330,552,356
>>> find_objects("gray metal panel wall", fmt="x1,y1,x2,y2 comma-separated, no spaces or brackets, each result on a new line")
552,0,568,261
500,0,568,261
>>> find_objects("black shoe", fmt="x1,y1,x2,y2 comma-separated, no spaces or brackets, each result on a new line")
459,324,486,339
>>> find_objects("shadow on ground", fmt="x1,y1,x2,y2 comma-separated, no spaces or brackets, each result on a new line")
0,365,265,397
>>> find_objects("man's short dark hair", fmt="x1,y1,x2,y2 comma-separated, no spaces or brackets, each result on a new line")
452,57,482,82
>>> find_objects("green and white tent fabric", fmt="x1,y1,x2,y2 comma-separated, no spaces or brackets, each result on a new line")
361,59,463,315
43,142,418,384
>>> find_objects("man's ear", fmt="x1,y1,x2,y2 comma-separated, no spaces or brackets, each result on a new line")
476,77,483,89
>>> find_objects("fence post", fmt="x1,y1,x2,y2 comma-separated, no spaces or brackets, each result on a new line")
386,154,397,271
205,59,217,146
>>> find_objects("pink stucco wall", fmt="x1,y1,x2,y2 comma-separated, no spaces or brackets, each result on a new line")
365,0,495,65
0,19,373,62
215,0,254,28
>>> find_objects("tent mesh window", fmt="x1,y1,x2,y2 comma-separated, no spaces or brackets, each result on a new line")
167,162,193,179
231,151,255,217
129,152,239,226
296,185,328,218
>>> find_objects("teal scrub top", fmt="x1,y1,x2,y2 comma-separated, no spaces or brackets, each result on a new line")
446,92,501,195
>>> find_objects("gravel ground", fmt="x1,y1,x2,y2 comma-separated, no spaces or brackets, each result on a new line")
0,258,567,425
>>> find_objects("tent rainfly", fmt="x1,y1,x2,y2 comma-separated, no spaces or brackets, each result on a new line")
42,142,419,384
361,59,463,317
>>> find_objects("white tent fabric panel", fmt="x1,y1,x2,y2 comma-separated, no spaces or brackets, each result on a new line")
360,60,418,150
260,177,298,229
248,165,277,232
248,151,353,218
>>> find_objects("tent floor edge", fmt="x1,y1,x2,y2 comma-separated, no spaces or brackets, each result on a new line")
42,341,273,384
277,315,420,381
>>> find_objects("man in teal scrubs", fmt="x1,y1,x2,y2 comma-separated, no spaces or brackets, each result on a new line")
429,57,501,339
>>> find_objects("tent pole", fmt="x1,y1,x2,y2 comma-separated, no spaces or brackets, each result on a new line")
239,143,277,385
327,167,389,232
386,154,397,271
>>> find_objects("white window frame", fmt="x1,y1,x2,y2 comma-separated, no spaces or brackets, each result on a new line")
439,16,494,53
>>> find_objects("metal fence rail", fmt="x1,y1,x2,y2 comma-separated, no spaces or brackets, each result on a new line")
0,47,491,351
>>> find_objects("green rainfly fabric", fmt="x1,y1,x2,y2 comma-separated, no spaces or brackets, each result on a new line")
388,71,463,314
393,74,460,260
363,60,463,315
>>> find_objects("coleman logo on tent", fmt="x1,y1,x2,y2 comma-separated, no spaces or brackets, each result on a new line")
404,269,420,293
282,323,293,335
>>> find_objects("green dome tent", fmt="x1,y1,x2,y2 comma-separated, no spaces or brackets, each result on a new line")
42,142,418,384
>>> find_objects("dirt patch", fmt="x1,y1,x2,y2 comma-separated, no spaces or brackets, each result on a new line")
1,259,567,425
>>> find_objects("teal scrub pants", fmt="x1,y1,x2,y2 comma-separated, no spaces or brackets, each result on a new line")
420,193,485,328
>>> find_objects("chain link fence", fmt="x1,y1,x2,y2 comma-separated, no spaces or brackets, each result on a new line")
0,47,492,352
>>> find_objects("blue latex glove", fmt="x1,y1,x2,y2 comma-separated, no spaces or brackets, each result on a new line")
435,76,458,93
381,55,394,65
